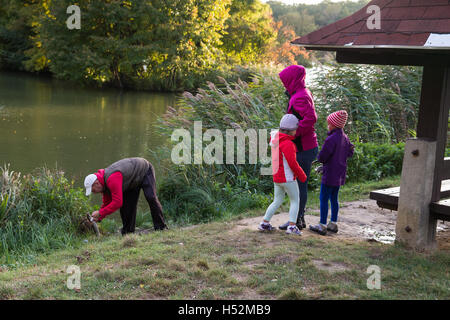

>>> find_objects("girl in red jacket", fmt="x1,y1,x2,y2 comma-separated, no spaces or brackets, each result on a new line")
258,114,307,235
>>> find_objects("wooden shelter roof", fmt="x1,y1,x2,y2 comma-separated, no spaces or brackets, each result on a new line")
292,0,450,52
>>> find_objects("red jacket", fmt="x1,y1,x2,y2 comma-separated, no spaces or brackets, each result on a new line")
279,65,318,151
271,131,307,183
95,169,123,221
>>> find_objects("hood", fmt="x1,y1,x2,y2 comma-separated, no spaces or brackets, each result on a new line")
279,65,306,95
95,169,105,187
270,130,294,147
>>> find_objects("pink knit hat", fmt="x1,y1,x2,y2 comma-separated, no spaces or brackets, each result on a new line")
327,110,348,128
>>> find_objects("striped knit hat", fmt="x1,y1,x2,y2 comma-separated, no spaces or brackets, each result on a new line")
327,110,348,128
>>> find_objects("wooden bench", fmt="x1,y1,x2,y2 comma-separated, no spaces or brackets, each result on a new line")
370,179,450,220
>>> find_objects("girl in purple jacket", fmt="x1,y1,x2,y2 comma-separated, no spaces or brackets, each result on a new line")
310,110,354,236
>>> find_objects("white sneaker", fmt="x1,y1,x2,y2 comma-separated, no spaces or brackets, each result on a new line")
286,225,302,235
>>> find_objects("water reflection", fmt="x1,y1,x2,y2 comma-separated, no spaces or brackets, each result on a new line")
0,72,176,183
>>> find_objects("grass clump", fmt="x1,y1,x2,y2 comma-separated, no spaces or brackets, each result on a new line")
278,288,307,300
0,285,14,299
122,236,138,248
197,260,210,270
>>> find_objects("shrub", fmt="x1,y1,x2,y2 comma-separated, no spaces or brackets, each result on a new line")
347,142,405,182
0,167,94,265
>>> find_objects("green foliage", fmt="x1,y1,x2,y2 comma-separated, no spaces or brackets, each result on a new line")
278,10,317,37
221,0,276,64
268,0,370,31
311,64,422,144
0,0,287,91
0,0,36,71
21,0,234,90
0,167,93,265
307,143,405,191
347,142,404,182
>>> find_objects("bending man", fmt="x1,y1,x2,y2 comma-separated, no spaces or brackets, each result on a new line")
84,157,167,234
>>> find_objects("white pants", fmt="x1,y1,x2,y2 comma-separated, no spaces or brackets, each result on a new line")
263,181,300,223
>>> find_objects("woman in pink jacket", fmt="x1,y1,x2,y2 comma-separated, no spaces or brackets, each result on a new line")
278,65,319,231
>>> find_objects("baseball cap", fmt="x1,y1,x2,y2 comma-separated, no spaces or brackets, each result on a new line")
84,174,98,196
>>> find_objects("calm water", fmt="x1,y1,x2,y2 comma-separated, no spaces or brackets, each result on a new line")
0,72,176,183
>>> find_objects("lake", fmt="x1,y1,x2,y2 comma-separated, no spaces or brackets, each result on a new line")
0,71,176,185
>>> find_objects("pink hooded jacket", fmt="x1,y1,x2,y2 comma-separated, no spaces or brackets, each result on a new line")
279,65,318,151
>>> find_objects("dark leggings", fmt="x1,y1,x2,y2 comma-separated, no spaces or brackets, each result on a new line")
120,165,166,234
296,147,318,220
319,183,340,225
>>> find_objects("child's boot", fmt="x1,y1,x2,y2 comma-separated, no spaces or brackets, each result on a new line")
327,221,338,233
309,223,327,236
297,214,306,229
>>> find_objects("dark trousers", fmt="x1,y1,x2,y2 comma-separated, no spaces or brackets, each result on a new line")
319,183,340,225
296,147,318,221
120,166,167,235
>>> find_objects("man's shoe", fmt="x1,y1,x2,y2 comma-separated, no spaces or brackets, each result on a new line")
309,223,327,236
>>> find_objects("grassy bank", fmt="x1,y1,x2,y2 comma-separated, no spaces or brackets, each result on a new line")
0,161,401,268
0,217,448,300
1,172,448,300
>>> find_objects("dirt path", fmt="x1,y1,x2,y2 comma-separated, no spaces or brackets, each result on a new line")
231,199,450,249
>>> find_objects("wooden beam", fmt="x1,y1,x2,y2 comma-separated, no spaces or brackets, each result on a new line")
444,158,450,180
417,67,450,201
430,199,450,220
335,50,450,67
370,180,450,209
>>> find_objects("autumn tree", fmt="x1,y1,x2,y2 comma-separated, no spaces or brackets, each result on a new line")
221,0,276,64
266,20,309,66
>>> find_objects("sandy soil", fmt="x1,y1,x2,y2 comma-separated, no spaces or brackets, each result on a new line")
231,199,450,250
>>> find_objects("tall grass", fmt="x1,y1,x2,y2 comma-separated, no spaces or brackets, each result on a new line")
155,66,286,223
0,166,94,265
311,64,422,144
154,64,423,224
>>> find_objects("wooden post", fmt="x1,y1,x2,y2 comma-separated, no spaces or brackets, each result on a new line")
396,66,450,250
416,66,450,201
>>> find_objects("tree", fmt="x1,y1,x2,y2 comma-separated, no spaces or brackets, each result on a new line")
220,0,276,64
266,21,309,66
0,0,39,71
279,10,317,36
24,0,231,90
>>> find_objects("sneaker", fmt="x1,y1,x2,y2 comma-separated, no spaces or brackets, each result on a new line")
258,222,275,231
309,223,327,236
327,222,338,233
286,225,302,235
279,221,303,230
